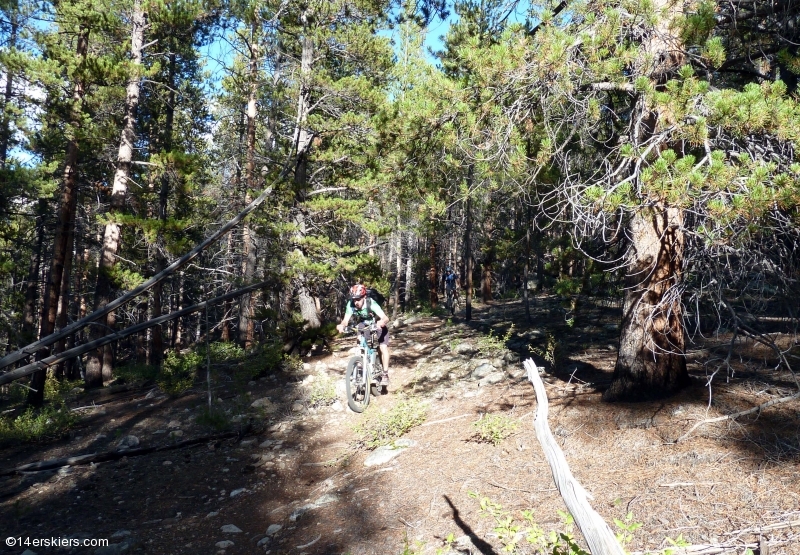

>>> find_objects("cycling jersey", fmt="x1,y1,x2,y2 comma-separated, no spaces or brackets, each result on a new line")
345,299,387,322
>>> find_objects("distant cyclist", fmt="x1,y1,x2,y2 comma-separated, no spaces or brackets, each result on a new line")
336,284,391,386
444,267,458,301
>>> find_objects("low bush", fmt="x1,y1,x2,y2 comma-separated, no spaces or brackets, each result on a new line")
157,350,202,396
0,402,78,443
472,413,519,445
354,397,427,449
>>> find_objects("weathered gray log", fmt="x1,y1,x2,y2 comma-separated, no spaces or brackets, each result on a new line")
524,358,626,555
0,429,242,477
0,184,277,372
0,280,270,386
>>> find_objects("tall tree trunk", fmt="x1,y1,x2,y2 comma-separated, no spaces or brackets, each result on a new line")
0,11,17,169
239,30,259,348
172,271,184,349
22,199,47,345
603,207,690,401
291,23,321,329
403,234,414,311
53,206,76,380
85,1,145,387
604,0,689,401
221,233,234,342
524,206,532,322
392,227,402,319
464,166,474,321
428,241,438,308
29,28,88,406
151,52,177,366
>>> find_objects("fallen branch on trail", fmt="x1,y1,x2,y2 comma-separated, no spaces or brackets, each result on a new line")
0,429,245,478
0,180,278,373
523,358,626,555
675,390,800,443
0,280,269,387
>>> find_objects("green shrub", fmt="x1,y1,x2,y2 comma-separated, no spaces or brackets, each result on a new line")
305,373,337,407
354,398,427,449
0,402,78,443
197,341,245,364
44,374,83,402
195,406,231,430
477,324,514,356
248,341,285,374
472,413,519,446
158,350,201,396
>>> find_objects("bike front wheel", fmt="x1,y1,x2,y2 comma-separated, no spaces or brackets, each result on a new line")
345,356,370,413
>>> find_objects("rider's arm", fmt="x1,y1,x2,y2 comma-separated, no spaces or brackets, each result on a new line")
336,303,354,333
370,303,390,329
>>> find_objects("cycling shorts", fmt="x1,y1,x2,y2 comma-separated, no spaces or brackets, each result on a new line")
357,322,390,346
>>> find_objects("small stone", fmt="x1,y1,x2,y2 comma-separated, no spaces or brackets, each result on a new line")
215,540,235,549
291,401,304,412
169,430,184,439
220,524,243,533
364,439,416,467
167,419,181,429
206,511,219,518
454,342,476,355
289,505,314,522
266,524,282,535
111,530,131,539
95,433,108,441
257,537,270,547
230,488,247,497
116,435,139,449
478,371,505,386
471,363,495,379
251,398,277,412
239,439,256,447
162,460,172,466
330,400,344,412
20,550,37,555
259,439,274,448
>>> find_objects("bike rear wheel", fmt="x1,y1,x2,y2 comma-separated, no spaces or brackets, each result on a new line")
345,356,370,413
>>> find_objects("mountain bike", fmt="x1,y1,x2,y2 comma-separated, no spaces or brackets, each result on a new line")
445,286,460,314
343,322,385,413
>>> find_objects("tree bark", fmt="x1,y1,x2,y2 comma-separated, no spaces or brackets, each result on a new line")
239,29,259,348
603,207,690,401
428,241,438,308
151,52,177,367
85,1,145,387
28,27,88,406
604,0,690,401
403,233,414,311
21,200,47,345
290,21,321,329
464,165,474,321
0,11,17,169
392,227,402,319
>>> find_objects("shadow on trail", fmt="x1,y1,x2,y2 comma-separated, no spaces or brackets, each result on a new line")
443,495,499,555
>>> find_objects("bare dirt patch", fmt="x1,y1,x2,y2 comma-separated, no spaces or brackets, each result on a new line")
1,298,799,555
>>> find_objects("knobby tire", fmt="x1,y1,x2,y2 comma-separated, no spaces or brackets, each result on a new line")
345,356,370,413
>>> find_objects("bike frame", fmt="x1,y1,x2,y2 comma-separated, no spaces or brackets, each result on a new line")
351,322,378,384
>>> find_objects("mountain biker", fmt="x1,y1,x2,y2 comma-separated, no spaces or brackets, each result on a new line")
336,284,391,386
444,267,458,298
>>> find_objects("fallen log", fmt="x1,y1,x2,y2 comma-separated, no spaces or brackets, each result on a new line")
0,176,279,372
0,429,245,478
524,358,626,555
0,280,269,386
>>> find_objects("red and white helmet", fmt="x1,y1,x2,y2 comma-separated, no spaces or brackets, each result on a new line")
349,284,366,300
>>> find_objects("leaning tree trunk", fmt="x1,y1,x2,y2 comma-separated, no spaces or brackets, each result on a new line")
403,233,414,311
392,226,402,319
603,206,690,401
28,27,88,406
85,0,145,387
604,0,690,402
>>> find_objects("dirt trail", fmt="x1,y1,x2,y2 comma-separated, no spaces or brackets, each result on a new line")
1,298,799,555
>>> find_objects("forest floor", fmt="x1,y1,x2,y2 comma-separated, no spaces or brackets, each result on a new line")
1,296,800,555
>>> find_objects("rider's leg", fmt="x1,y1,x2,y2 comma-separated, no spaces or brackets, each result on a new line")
379,344,390,377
